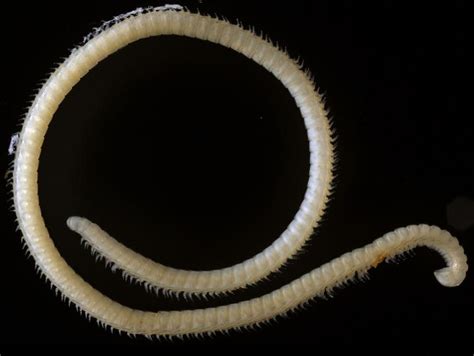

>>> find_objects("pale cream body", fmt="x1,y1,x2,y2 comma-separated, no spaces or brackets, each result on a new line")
12,7,468,337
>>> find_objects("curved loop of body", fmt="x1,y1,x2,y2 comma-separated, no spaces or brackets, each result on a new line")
11,7,468,337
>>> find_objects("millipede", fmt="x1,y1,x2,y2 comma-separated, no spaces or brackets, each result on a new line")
8,5,468,339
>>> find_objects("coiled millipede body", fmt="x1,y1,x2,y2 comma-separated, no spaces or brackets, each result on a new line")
10,6,468,338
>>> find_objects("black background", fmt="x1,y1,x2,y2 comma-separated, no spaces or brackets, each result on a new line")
0,0,472,350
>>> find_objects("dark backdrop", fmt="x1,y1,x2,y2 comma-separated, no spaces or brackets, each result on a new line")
0,0,471,350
